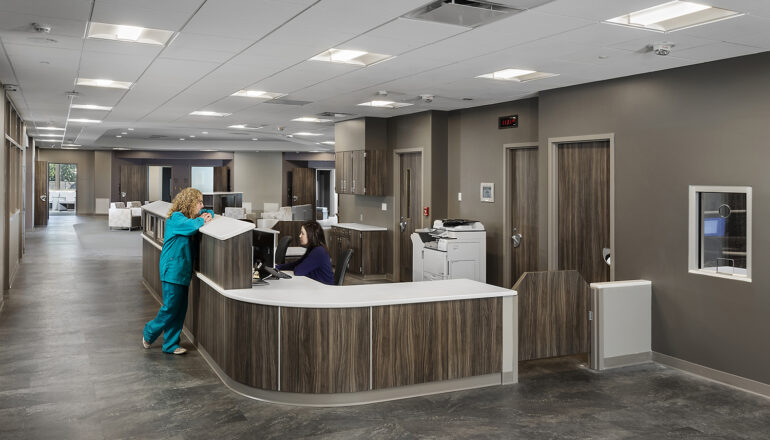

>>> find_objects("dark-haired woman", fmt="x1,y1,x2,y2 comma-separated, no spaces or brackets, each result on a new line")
276,221,334,285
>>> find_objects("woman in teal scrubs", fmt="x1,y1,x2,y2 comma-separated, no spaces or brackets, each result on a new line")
143,188,213,355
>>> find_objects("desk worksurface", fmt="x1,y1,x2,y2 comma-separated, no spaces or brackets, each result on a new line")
197,271,515,308
334,223,388,231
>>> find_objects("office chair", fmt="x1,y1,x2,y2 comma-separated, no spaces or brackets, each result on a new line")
334,249,354,286
275,235,293,265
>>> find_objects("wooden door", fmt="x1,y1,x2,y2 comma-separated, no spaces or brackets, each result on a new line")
291,168,316,208
34,161,48,226
509,148,538,286
557,141,610,284
351,150,365,195
119,165,148,203
398,152,422,282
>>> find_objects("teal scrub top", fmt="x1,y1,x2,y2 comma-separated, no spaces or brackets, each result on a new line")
159,209,214,286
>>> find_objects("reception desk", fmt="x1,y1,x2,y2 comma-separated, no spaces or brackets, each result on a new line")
141,210,518,406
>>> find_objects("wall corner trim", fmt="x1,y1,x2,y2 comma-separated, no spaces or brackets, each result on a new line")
652,352,770,399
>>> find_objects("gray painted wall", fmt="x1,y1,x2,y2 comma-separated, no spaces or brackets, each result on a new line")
536,53,770,385
446,99,540,286
38,149,96,215
233,152,282,212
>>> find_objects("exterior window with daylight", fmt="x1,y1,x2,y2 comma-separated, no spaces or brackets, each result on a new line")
688,186,752,282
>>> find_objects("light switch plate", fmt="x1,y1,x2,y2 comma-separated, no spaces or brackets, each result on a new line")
381,203,387,211
458,192,462,201
359,213,363,221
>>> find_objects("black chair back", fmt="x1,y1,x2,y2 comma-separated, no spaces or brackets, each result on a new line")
275,235,293,265
335,249,354,286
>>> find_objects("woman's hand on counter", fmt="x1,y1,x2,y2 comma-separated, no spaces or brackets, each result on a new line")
201,212,213,223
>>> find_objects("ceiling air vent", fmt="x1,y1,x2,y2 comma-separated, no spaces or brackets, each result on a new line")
318,112,354,118
404,0,527,28
265,98,312,106
148,135,168,139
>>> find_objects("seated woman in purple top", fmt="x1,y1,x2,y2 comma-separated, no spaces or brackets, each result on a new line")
276,221,334,285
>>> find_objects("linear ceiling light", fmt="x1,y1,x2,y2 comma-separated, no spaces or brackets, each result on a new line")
87,22,175,45
358,100,413,109
605,1,741,32
68,118,102,123
292,117,332,123
292,132,323,136
231,90,286,99
71,104,113,111
61,147,79,150
321,141,335,145
38,133,64,137
228,124,264,130
311,48,392,66
190,111,231,117
477,68,558,82
77,78,132,89
62,143,81,147
37,126,65,131
36,139,61,142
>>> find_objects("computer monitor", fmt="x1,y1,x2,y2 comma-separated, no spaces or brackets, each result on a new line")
253,229,277,271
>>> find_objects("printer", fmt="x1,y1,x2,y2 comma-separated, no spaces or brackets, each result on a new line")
411,219,486,283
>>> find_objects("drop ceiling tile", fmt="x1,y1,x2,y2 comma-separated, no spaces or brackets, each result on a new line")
183,0,313,39
0,12,87,37
83,39,165,57
91,0,193,31
705,0,770,19
79,50,157,82
0,0,91,21
672,41,767,63
0,31,83,51
609,34,718,53
164,32,251,56
678,14,770,49
533,0,664,22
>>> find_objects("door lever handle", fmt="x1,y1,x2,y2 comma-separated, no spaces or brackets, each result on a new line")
511,227,522,248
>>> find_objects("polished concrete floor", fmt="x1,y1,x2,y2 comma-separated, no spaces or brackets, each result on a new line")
0,215,768,439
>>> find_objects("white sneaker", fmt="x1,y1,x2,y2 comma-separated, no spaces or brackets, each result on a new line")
142,338,151,349
172,347,187,355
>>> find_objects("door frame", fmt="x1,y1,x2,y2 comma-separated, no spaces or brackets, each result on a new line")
502,142,539,289
547,133,615,281
392,148,425,282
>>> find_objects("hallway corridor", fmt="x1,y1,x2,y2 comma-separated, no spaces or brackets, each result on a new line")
0,216,768,439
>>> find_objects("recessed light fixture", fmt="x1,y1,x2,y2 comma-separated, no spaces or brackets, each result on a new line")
71,104,113,111
37,126,65,131
311,48,392,66
61,146,79,150
605,1,741,32
201,131,208,134
127,128,134,131
189,135,196,138
39,133,64,137
292,132,323,136
190,111,231,117
292,117,332,123
228,124,264,130
358,100,413,109
321,141,335,145
201,149,218,152
87,22,174,45
116,135,122,138
36,139,61,143
121,132,127,135
251,138,259,141
231,90,286,99
68,118,102,123
179,138,185,141
477,68,558,82
76,78,132,89
62,143,81,147
113,147,129,150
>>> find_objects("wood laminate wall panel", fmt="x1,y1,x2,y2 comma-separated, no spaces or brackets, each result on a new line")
372,298,502,389
557,141,610,284
225,299,279,390
513,270,590,361
34,161,48,226
119,165,148,203
142,238,162,297
280,307,369,393
199,233,251,289
362,230,386,275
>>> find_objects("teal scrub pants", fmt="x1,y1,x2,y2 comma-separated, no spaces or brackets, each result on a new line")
144,282,189,353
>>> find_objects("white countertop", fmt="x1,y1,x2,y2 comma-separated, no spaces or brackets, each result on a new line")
199,215,255,240
334,223,387,232
142,201,171,217
197,272,515,308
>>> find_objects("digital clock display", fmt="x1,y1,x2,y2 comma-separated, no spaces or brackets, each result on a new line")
498,114,518,129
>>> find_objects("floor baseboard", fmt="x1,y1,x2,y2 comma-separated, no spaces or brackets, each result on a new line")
653,352,770,399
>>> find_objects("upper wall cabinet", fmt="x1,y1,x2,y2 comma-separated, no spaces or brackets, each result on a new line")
335,149,387,196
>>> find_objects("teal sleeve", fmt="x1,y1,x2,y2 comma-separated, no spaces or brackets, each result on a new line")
198,209,215,217
171,213,205,236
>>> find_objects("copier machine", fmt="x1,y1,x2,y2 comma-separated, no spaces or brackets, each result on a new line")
411,219,486,283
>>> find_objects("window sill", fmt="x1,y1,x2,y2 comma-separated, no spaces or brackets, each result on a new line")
688,269,752,283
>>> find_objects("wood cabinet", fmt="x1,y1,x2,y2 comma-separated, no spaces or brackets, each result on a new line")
335,150,386,196
330,226,386,276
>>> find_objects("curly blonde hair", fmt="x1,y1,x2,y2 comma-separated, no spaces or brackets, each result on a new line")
167,187,203,219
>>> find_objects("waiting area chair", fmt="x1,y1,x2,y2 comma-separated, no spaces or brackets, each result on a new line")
108,202,141,230
275,235,293,265
334,249,353,286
